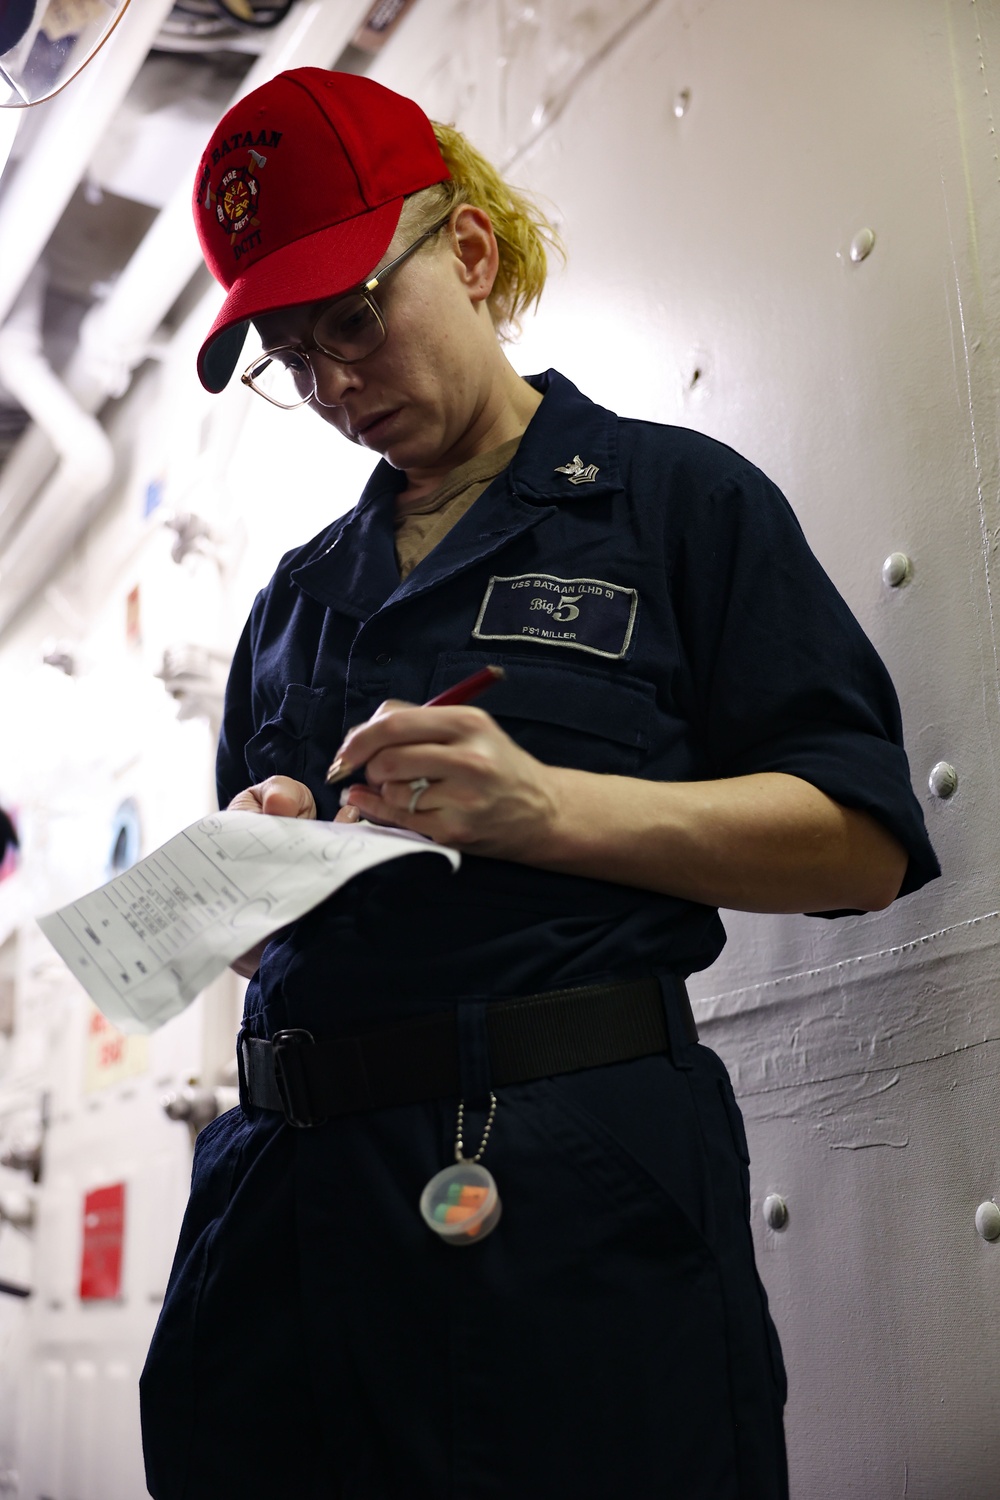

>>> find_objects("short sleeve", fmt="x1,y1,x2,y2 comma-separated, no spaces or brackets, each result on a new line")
671,464,940,908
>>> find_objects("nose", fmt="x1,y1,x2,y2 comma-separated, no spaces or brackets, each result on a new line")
309,349,363,408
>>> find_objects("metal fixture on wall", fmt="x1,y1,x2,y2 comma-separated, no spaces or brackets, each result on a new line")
849,227,876,264
928,761,959,799
162,1083,239,1144
882,552,912,588
155,643,232,722
210,0,297,29
763,1194,789,1231
40,646,75,675
975,1202,1000,1242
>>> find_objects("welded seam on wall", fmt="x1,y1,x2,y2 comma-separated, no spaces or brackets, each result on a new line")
693,906,1000,1012
733,1035,999,1103
501,0,669,171
943,0,1000,719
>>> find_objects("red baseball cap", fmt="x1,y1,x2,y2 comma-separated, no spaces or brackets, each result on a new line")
193,68,450,393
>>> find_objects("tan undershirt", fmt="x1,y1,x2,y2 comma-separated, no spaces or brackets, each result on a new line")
394,437,522,580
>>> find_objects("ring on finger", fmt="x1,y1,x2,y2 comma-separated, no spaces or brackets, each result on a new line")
407,776,432,814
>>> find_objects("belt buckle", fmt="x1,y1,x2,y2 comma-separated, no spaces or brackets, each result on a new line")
271,1028,326,1129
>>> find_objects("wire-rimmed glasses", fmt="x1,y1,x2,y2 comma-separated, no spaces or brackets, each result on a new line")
241,213,452,409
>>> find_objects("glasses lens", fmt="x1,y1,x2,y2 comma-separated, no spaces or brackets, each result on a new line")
247,350,314,408
313,294,385,361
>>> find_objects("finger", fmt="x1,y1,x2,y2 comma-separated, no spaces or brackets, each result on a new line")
260,789,314,818
333,804,362,824
256,776,317,819
340,781,429,829
328,705,488,781
362,741,476,789
326,698,417,780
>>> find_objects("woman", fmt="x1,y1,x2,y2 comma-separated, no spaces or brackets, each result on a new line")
140,68,939,1499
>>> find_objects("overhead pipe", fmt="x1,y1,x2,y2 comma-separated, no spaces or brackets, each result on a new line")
0,0,179,332
0,0,372,638
0,272,113,526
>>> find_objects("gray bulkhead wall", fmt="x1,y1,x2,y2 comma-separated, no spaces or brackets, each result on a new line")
370,0,1000,1492
0,0,994,1494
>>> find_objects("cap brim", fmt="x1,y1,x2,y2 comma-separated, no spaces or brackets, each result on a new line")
197,199,403,394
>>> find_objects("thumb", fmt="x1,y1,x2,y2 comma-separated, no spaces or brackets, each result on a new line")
259,778,317,819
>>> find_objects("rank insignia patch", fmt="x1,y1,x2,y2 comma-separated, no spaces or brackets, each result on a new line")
554,455,600,485
472,573,638,659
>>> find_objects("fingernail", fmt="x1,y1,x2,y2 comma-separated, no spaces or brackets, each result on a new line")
325,756,349,784
341,804,361,822
338,787,353,808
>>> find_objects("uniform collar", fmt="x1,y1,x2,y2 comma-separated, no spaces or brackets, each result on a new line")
290,463,402,619
290,368,621,617
510,369,623,504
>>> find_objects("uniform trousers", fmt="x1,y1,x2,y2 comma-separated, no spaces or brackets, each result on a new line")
140,1039,788,1499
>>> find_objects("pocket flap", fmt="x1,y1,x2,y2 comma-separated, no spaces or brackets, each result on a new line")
429,651,654,749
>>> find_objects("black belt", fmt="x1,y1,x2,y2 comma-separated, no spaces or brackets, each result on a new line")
239,976,698,1129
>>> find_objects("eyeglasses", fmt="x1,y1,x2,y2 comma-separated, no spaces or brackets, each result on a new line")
241,213,452,409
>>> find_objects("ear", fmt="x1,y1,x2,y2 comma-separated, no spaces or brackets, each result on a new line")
448,205,499,305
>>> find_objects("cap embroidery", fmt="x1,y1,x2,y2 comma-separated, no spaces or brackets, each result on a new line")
210,128,282,168
217,166,259,241
554,455,600,485
202,145,273,260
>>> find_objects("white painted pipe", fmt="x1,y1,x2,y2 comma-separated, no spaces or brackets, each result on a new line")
0,0,373,638
0,110,20,182
0,423,55,551
0,277,113,605
0,276,112,489
0,0,179,332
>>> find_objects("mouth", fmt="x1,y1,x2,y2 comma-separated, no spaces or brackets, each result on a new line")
353,409,400,442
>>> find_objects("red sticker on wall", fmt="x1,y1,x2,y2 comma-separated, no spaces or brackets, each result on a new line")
79,1182,125,1301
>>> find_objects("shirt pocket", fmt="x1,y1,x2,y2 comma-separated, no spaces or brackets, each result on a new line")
429,649,655,775
243,684,331,787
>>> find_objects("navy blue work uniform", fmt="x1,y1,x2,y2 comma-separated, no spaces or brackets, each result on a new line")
140,371,939,1499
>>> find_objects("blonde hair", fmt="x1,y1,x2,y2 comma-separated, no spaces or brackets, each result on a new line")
397,121,564,341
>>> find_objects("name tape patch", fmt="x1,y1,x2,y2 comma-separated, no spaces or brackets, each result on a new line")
472,573,638,659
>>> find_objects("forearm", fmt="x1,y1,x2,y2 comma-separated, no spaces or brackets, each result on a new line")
524,768,908,914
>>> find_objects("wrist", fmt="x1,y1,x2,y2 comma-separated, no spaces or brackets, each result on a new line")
525,765,605,869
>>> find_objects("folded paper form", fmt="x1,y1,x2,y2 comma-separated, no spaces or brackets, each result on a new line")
38,812,461,1034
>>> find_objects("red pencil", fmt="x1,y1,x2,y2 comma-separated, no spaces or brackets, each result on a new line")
324,665,505,783
424,663,505,707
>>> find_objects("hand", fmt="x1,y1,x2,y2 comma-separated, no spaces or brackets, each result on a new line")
333,712,908,912
334,699,557,859
226,776,319,976
228,775,318,820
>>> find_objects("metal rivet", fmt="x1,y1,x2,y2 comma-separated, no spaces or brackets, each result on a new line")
763,1194,788,1230
976,1202,1000,1241
928,762,958,799
849,227,876,263
881,552,912,588
673,88,691,118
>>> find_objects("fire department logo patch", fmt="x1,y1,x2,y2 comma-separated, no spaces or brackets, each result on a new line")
216,166,258,239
